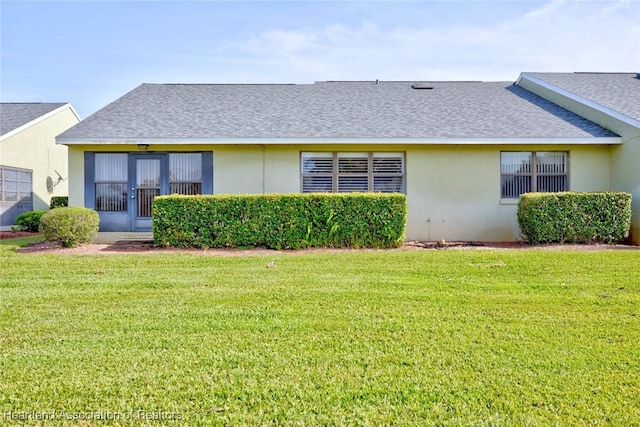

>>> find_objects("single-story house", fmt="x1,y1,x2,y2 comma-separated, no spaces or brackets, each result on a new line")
56,72,640,243
0,102,81,229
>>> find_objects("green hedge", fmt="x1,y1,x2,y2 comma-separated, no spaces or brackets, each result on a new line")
40,207,100,247
153,193,407,250
15,210,47,232
517,192,632,244
50,196,69,209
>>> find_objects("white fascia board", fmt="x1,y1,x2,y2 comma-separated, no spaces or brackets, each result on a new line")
1,103,81,142
56,136,622,145
518,73,640,129
66,104,82,122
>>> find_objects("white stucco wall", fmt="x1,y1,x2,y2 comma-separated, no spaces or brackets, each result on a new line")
66,143,611,241
0,105,79,224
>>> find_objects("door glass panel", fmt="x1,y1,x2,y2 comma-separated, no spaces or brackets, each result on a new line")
136,159,160,218
95,153,128,211
96,183,127,211
169,153,202,195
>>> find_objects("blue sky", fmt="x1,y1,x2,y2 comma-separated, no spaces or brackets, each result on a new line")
1,0,639,117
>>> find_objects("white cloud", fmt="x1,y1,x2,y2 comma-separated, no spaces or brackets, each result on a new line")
210,0,639,83
523,0,567,19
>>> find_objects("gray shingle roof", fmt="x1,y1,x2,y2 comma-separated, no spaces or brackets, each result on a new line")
525,73,640,123
58,81,616,141
0,103,67,137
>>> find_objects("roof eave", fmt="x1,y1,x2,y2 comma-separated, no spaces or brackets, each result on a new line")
55,136,622,146
0,103,81,142
517,73,640,129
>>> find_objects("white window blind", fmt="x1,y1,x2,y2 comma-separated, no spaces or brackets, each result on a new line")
338,153,368,192
95,154,127,181
501,151,568,198
95,153,128,212
536,152,568,193
373,153,404,193
301,153,334,192
301,152,404,193
169,153,203,195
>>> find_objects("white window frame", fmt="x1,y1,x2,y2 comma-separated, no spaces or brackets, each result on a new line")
0,165,32,204
301,152,405,193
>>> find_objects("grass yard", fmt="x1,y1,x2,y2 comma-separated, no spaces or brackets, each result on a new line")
1,237,639,425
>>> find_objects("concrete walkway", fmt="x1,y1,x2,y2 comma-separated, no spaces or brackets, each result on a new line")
93,232,153,244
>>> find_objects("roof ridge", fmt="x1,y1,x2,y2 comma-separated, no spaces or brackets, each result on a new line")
147,83,299,86
0,102,67,105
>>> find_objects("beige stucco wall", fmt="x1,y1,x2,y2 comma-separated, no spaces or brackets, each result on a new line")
66,146,86,208
0,105,79,217
67,143,611,241
406,145,610,241
608,125,640,244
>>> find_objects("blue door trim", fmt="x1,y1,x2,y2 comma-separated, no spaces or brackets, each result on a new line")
86,151,214,232
129,153,167,232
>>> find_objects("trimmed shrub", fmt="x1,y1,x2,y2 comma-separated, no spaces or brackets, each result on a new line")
517,192,631,244
50,196,69,209
153,193,407,250
40,207,100,247
15,210,47,232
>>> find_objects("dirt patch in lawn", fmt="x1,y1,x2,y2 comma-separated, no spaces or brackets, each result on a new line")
9,236,639,255
0,231,40,239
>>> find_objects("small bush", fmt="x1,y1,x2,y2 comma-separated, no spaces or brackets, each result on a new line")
15,210,47,232
40,207,100,247
50,196,69,209
518,192,632,244
153,193,407,250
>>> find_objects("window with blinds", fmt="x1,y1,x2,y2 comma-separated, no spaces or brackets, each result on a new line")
301,152,404,193
95,153,128,211
501,151,568,198
302,153,334,193
169,153,202,195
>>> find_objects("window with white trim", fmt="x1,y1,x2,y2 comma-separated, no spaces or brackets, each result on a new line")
301,152,404,193
501,151,568,198
0,166,32,203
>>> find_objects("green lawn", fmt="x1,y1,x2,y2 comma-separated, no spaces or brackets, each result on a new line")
1,239,639,425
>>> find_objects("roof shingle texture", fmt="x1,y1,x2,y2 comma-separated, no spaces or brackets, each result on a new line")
0,103,67,136
58,81,616,140
527,73,640,123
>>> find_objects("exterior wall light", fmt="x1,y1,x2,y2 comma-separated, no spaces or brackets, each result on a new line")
138,144,150,151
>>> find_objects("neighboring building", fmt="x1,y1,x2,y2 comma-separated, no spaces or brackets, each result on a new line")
0,103,81,229
56,73,639,243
